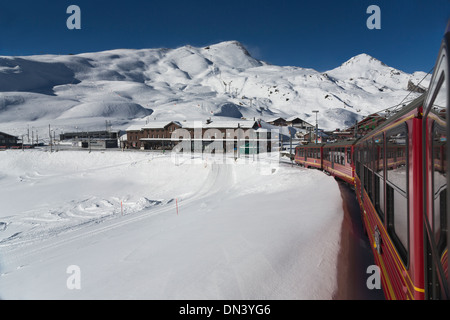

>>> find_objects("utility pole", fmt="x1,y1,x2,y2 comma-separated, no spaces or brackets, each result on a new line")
289,127,293,166
49,124,52,152
237,123,240,159
313,110,319,144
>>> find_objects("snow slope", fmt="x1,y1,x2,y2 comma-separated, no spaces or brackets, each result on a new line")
0,150,343,299
0,41,429,138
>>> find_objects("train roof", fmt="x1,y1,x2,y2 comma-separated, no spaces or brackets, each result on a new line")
323,139,359,147
357,94,425,142
295,142,325,148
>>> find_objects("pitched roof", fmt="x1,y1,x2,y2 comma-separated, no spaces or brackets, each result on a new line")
265,117,286,123
0,131,18,138
125,124,144,131
177,120,258,130
142,121,182,129
285,116,313,125
204,120,257,129
285,116,302,122
126,121,182,131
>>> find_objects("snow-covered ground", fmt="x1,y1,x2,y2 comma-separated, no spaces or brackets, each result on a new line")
0,149,343,299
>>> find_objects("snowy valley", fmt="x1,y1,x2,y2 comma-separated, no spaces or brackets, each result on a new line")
0,40,427,300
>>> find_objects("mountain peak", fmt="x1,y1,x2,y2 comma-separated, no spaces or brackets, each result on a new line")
207,40,248,52
341,53,386,68
327,52,404,81
202,40,262,68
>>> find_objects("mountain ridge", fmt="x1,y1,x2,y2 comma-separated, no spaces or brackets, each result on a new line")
0,41,430,136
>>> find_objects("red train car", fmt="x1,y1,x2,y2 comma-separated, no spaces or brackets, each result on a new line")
322,140,356,184
294,143,323,170
422,26,450,299
293,23,450,300
354,95,425,299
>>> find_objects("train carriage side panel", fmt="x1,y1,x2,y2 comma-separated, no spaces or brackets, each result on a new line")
294,143,323,170
323,141,356,184
409,117,425,299
423,27,449,299
354,96,425,299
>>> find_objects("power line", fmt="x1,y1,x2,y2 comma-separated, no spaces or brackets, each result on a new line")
361,65,434,121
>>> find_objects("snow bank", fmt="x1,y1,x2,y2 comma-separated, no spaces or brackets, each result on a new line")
0,150,343,299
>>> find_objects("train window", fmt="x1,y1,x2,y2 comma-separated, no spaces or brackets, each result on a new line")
374,134,385,221
386,124,408,265
317,148,321,159
386,184,408,264
347,147,352,164
358,148,363,178
364,166,368,192
368,167,373,201
374,174,385,222
367,140,373,170
386,126,408,193
362,147,367,165
432,122,447,258
363,141,374,201
355,147,360,178
375,135,384,177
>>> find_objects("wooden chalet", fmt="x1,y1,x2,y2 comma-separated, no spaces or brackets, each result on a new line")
265,117,287,127
0,131,20,148
285,116,314,130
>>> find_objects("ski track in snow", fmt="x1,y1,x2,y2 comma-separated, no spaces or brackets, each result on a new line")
0,151,343,299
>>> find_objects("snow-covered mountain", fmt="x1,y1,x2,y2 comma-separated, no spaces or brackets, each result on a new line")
0,41,430,137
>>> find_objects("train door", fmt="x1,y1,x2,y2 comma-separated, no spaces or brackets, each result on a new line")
423,27,449,299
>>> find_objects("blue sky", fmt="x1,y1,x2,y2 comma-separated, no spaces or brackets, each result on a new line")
0,0,448,73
